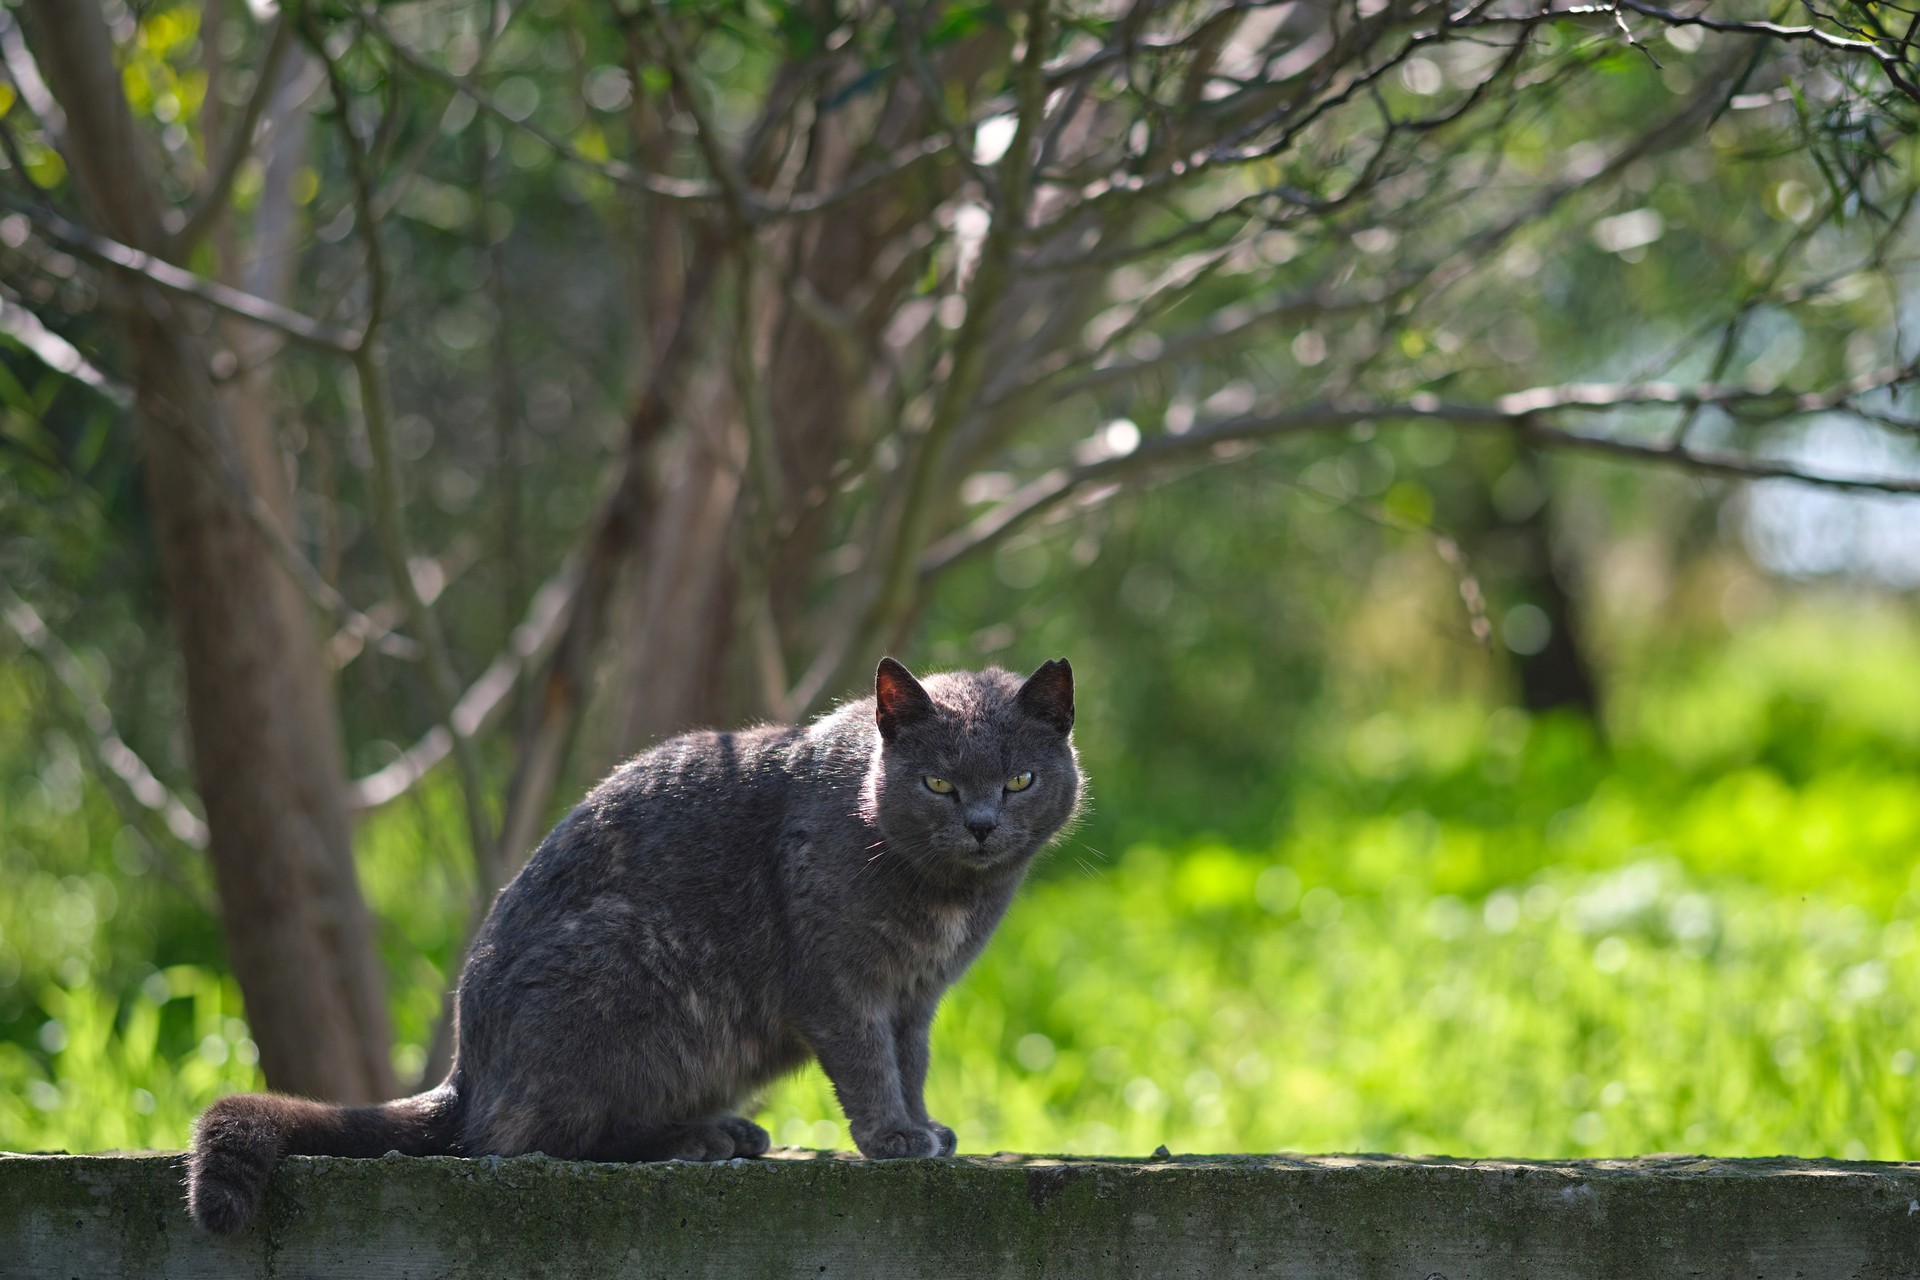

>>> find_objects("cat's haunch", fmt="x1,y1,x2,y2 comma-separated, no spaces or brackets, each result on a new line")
188,657,1083,1233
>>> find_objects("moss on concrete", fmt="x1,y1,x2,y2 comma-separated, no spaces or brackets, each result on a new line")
4,1150,1920,1279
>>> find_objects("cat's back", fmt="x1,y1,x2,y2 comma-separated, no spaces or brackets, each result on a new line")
604,723,800,811
462,724,806,1011
464,724,797,951
530,722,803,885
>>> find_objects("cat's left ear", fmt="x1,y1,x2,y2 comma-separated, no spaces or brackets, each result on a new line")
1016,658,1074,735
875,657,936,740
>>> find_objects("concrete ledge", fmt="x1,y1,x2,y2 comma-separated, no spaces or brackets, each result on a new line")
4,1149,1920,1279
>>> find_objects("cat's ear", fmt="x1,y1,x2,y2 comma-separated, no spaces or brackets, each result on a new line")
1016,658,1074,735
875,658,935,740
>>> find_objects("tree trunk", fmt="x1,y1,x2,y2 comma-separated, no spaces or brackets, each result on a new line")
25,0,394,1102
1511,530,1600,717
604,430,742,755
1474,445,1601,718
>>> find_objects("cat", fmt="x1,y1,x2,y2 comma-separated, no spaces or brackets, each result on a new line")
187,656,1082,1233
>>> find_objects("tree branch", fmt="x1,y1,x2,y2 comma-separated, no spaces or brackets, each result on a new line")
352,1,959,221
888,0,1000,205
171,14,296,257
0,192,362,354
349,566,577,811
922,379,1920,578
789,0,1054,715
0,7,64,150
354,3,721,201
0,582,210,849
1608,2,1920,103
311,21,502,892
639,5,759,226
0,294,132,406
124,356,421,666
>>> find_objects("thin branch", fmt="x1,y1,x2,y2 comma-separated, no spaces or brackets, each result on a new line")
888,0,1000,205
353,2,721,201
350,565,577,810
988,278,1395,410
171,15,296,256
922,380,1920,578
1041,0,1274,87
1003,38,1756,430
1432,533,1494,648
638,5,757,225
324,537,477,669
1607,2,1662,68
310,20,502,891
132,371,420,663
0,192,362,354
1486,2,1920,101
1520,414,1920,489
0,295,132,406
0,7,64,149
1029,9,1434,238
1611,1,1920,102
0,582,210,849
352,1,957,220
0,113,50,195
1276,467,1498,648
789,0,1054,714
779,133,959,216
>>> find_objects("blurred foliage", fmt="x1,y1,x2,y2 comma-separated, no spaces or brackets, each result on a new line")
7,0,1918,783
7,597,1919,1156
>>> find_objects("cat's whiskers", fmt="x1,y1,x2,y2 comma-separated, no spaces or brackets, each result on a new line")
856,841,913,883
1069,840,1109,880
866,831,946,893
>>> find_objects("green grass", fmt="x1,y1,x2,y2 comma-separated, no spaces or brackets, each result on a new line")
766,833,1920,1159
0,965,262,1152
4,600,1919,1158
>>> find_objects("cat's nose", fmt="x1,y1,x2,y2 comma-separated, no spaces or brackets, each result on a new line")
966,817,997,842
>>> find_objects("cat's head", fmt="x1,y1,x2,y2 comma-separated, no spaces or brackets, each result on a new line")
864,657,1083,872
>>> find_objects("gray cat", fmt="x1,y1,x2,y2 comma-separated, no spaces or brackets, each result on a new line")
187,657,1081,1233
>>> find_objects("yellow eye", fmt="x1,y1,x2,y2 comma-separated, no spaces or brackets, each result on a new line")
1006,771,1033,792
923,776,954,794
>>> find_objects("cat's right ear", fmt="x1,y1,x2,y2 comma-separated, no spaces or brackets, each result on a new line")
1016,658,1074,735
875,658,935,740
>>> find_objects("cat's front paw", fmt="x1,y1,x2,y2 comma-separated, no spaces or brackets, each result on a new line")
852,1123,943,1160
926,1121,957,1156
714,1114,771,1157
662,1123,741,1162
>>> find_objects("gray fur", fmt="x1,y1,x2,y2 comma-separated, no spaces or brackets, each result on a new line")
456,656,1081,1161
188,658,1081,1231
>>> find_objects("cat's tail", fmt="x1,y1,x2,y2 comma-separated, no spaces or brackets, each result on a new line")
187,1080,464,1234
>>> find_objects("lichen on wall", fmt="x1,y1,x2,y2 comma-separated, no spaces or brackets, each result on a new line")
5,1150,1920,1279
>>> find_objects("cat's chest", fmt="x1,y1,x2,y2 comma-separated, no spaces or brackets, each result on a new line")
784,829,1004,991
913,901,975,969
869,895,996,992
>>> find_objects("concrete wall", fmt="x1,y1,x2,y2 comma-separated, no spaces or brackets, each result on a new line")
4,1149,1919,1279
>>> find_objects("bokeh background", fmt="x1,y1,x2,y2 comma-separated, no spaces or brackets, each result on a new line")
4,0,1920,1160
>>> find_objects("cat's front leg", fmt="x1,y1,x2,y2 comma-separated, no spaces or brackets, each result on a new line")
893,1000,956,1156
806,1014,943,1160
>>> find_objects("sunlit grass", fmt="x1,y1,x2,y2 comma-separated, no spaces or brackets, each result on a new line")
765,843,1920,1159
0,965,261,1152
